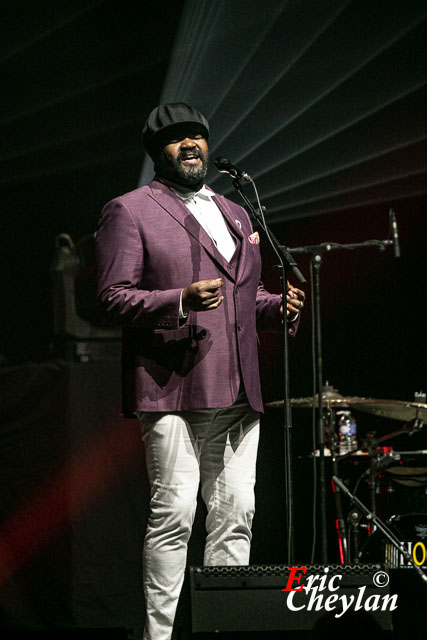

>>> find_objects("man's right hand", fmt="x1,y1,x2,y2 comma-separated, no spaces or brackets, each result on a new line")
182,278,223,312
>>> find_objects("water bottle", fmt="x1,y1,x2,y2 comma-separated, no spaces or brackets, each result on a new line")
414,391,426,404
337,410,357,454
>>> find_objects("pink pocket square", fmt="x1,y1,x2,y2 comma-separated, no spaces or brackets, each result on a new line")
248,231,260,244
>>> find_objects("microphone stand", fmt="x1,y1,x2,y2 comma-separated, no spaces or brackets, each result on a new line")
228,174,306,564
285,223,399,564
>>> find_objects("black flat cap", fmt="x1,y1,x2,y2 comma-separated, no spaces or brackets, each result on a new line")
143,102,209,159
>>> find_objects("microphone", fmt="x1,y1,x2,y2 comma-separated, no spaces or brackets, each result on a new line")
389,208,401,258
214,156,250,181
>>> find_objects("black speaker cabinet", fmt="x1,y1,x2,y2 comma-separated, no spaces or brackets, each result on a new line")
189,564,394,634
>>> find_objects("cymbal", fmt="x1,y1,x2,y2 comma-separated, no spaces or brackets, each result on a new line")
349,398,427,422
267,393,363,409
267,395,427,422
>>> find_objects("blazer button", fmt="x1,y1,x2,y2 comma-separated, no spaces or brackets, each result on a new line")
237,323,242,331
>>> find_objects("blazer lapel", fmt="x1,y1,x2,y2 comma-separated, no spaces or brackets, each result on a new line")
149,181,236,279
212,193,248,281
211,194,245,241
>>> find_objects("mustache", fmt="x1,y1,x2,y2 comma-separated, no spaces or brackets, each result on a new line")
177,149,205,162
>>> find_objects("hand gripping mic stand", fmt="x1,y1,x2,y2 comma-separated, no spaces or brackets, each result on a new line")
215,161,306,563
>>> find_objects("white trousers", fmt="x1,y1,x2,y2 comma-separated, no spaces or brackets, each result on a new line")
138,388,260,640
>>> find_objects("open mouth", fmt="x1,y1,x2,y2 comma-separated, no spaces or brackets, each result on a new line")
180,153,200,165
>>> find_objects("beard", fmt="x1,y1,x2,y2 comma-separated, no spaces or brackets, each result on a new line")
154,146,209,188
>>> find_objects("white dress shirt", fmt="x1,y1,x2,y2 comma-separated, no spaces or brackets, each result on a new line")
172,184,236,262
170,184,237,318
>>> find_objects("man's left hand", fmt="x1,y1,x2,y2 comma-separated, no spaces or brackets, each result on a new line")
280,282,305,319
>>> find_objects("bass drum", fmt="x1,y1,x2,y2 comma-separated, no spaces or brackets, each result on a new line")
379,462,427,520
361,459,427,566
360,451,427,569
360,513,427,568
385,513,427,569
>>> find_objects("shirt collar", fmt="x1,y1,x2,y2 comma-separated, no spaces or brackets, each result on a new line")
177,185,212,202
156,175,213,202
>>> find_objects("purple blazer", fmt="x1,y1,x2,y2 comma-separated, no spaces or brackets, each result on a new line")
96,179,291,416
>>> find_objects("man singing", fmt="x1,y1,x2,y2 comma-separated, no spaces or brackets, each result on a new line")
96,102,304,639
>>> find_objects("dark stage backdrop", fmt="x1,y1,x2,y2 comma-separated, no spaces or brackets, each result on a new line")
259,195,426,405
0,360,148,633
0,199,425,631
1,0,426,633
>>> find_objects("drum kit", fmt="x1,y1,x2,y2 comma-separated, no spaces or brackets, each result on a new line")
267,388,427,568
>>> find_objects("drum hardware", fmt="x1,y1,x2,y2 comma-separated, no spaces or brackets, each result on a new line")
348,509,361,563
333,475,427,586
347,508,372,564
394,450,427,456
340,429,419,563
337,419,426,567
325,406,349,564
327,414,404,562
349,412,423,558
363,433,404,508
268,389,426,564
373,449,401,469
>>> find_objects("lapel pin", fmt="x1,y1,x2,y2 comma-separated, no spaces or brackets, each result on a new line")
235,219,242,229
248,231,260,244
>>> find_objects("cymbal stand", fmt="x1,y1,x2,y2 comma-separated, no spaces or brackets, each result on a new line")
327,407,350,563
348,508,362,563
364,436,380,534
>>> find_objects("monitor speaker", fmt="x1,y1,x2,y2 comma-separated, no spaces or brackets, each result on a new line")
189,564,394,634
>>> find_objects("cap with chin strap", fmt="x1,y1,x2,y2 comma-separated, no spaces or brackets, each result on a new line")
142,102,209,160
